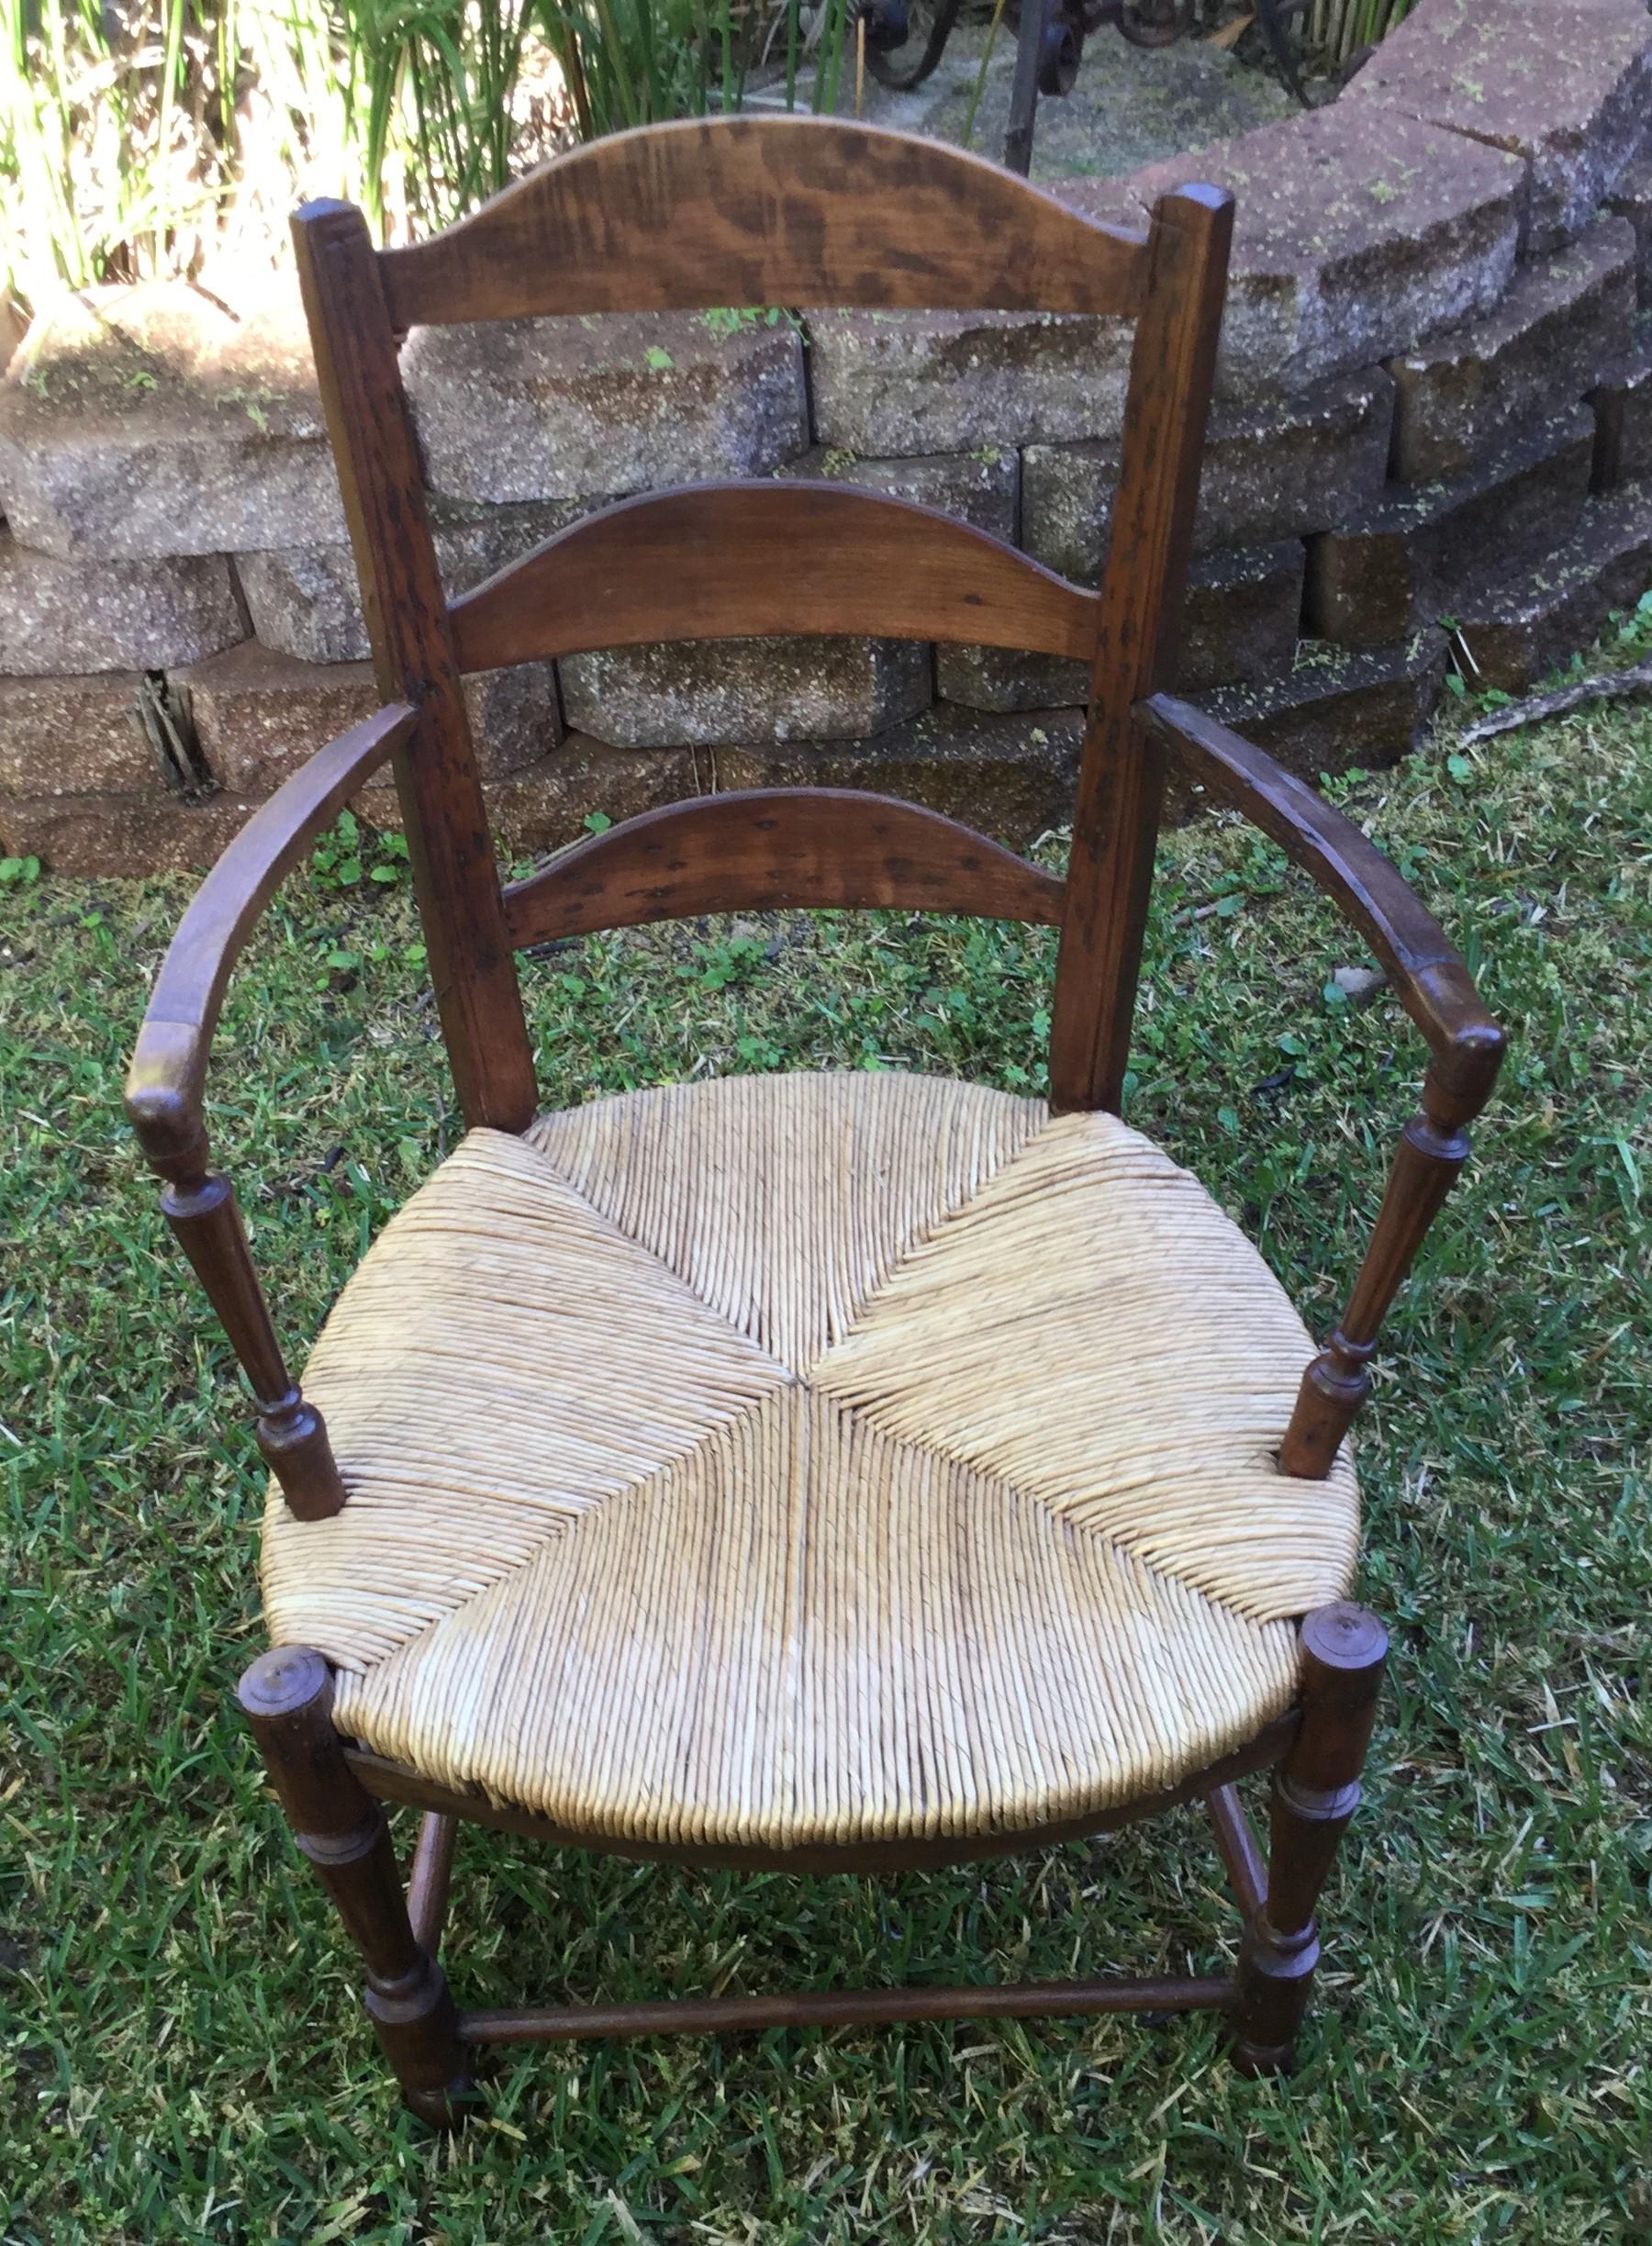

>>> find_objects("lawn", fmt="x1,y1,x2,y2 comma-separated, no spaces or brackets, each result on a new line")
3,627,1649,2242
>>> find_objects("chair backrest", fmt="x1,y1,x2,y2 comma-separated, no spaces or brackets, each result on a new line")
293,116,1232,1135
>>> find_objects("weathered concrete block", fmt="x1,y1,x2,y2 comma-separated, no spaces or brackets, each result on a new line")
1607,151,1652,307
0,282,343,560
463,660,567,774
237,497,591,665
1023,369,1392,579
1204,632,1450,783
1591,318,1652,488
1456,481,1652,689
770,451,1021,714
937,542,1306,710
805,308,1133,457
182,644,380,792
933,643,1083,719
432,497,596,598
234,544,370,666
0,674,159,795
1304,407,1596,646
0,535,247,676
1388,218,1637,483
481,743,702,860
719,703,1088,845
183,643,561,793
1068,109,1524,397
0,788,260,877
403,312,806,505
1199,371,1396,552
559,635,932,748
776,445,1019,537
1340,0,1652,252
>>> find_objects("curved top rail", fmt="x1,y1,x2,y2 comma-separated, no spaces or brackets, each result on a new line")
379,116,1149,328
449,479,1100,671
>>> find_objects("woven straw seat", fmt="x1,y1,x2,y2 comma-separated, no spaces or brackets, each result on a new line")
263,1071,1358,1853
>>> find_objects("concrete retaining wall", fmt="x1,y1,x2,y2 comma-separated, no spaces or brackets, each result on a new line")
3,0,1651,874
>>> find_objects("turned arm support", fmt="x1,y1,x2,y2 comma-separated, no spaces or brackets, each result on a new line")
1140,693,1505,1477
124,703,418,1518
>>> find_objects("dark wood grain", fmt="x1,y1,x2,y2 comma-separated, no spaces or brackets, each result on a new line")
379,115,1148,328
450,480,1099,672
1232,1605,1387,2073
124,707,414,1524
1047,186,1233,1114
1278,1112,1472,1477
293,198,537,1134
125,703,414,1168
342,1713,1299,1877
160,1171,346,1518
240,1648,470,2124
461,1975,1233,2045
407,1813,457,1957
170,129,1430,2104
1205,1782,1267,1925
503,788,1065,949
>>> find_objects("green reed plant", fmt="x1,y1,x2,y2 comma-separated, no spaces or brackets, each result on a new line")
0,0,848,308
340,0,541,233
539,0,709,136
2,0,350,304
1308,0,1419,68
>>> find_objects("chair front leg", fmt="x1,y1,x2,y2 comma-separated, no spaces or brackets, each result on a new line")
240,1647,472,2124
1231,1603,1388,2073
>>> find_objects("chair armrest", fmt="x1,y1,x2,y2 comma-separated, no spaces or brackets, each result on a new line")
1138,692,1506,1478
1140,693,1502,1126
125,703,417,1169
122,701,416,1523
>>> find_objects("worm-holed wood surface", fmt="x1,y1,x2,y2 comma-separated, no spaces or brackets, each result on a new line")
129,117,1507,2112
125,703,414,1166
1048,185,1234,1116
503,789,1066,948
449,483,1100,673
293,197,538,1136
379,115,1148,327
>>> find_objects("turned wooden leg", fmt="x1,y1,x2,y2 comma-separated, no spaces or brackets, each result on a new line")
240,1646,472,2124
1231,1603,1388,2074
162,1166,348,1520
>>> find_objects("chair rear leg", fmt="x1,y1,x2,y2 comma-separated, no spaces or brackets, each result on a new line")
240,1646,473,2124
1231,1603,1388,2074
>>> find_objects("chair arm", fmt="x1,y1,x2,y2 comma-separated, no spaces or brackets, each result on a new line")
123,702,417,1522
1139,692,1506,1477
1140,694,1502,1126
126,702,417,1170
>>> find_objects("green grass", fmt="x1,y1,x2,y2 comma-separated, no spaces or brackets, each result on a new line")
3,645,1650,2241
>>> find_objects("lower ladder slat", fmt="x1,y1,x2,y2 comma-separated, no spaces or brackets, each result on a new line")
460,1975,1233,2044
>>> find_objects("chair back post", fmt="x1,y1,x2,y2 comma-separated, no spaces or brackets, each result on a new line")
1047,184,1233,1115
290,199,539,1134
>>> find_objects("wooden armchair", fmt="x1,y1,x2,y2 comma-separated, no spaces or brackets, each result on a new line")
125,118,1502,2122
